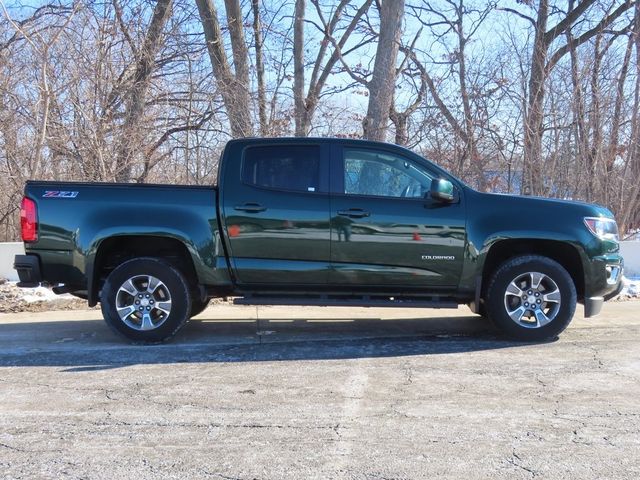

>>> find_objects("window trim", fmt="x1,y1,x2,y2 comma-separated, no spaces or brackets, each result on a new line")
240,143,329,195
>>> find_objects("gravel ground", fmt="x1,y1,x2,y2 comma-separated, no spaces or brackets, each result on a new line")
0,302,639,479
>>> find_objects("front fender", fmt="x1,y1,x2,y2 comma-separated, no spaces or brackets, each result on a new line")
458,229,589,295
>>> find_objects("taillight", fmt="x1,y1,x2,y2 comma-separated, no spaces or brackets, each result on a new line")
20,197,38,242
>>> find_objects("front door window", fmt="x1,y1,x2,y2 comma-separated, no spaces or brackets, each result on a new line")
343,149,433,199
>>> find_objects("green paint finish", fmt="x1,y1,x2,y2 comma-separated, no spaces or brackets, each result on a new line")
24,182,226,287
329,195,465,286
459,189,621,298
21,137,622,306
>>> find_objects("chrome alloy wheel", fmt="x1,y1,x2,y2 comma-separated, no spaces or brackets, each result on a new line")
115,275,172,331
503,271,561,328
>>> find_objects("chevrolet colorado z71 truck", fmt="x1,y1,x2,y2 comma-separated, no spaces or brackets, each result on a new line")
14,138,623,342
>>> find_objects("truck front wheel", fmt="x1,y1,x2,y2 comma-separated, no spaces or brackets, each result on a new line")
100,257,192,343
485,255,577,341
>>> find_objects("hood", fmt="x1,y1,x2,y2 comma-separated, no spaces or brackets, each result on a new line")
474,191,615,219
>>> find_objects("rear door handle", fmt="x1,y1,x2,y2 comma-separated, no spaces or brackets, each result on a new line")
337,209,370,219
234,203,267,213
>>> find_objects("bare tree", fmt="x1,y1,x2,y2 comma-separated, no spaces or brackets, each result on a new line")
617,2,640,232
293,0,306,136
1,2,77,178
363,0,405,141
389,40,426,146
507,0,635,195
113,0,173,181
196,0,253,137
252,0,268,135
408,0,495,188
1,0,640,240
293,0,374,136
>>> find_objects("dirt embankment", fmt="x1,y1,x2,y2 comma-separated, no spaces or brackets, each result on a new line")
0,280,234,314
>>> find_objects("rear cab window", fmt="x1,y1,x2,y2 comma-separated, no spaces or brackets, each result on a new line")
242,145,321,193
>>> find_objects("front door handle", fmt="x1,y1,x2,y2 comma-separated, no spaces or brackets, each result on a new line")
337,209,370,219
234,203,267,213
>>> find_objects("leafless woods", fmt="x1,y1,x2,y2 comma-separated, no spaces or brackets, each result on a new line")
1,0,639,239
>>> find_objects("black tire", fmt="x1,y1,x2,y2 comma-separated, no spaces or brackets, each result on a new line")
100,257,192,343
190,297,211,318
485,255,576,341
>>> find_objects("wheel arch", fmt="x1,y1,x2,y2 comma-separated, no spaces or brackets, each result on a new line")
88,235,198,307
481,239,585,302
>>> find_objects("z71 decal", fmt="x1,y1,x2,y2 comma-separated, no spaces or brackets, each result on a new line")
43,191,79,198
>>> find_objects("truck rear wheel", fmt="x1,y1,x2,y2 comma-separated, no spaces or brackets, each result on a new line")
485,255,576,341
100,257,191,343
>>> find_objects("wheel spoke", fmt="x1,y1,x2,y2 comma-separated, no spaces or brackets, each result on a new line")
147,276,160,293
117,305,136,320
156,301,172,315
533,308,551,327
119,279,138,296
508,305,527,322
543,288,561,304
506,281,524,297
140,313,154,331
530,272,544,290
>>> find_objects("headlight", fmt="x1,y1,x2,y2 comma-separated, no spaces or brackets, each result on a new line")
584,217,619,241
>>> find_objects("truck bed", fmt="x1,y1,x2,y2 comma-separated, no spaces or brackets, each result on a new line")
22,180,223,295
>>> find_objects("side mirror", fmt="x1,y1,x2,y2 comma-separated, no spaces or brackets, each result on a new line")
430,178,455,202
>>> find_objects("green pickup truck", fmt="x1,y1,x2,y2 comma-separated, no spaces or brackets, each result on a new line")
14,138,623,342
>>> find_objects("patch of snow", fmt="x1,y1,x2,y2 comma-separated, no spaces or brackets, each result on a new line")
8,282,75,303
618,276,640,299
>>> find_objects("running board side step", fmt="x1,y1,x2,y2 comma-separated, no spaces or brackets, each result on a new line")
233,295,458,309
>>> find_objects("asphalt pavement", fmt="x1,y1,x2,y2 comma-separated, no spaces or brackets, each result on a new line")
1,302,639,479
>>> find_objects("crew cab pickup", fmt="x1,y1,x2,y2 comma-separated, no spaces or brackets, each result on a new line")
14,138,623,342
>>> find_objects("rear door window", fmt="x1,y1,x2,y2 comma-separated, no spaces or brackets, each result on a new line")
242,145,321,193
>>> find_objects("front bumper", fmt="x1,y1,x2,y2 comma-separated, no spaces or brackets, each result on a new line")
582,254,623,318
13,254,42,287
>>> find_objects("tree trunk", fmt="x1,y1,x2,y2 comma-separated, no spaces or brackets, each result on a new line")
251,0,267,135
224,0,252,129
566,17,589,199
363,0,404,142
618,4,640,233
455,0,485,191
389,110,407,146
604,34,633,206
293,0,306,136
114,0,173,182
587,35,604,202
224,0,249,86
196,0,253,138
522,0,549,196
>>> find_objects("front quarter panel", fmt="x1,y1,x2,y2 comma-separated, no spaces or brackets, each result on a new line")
459,190,620,298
